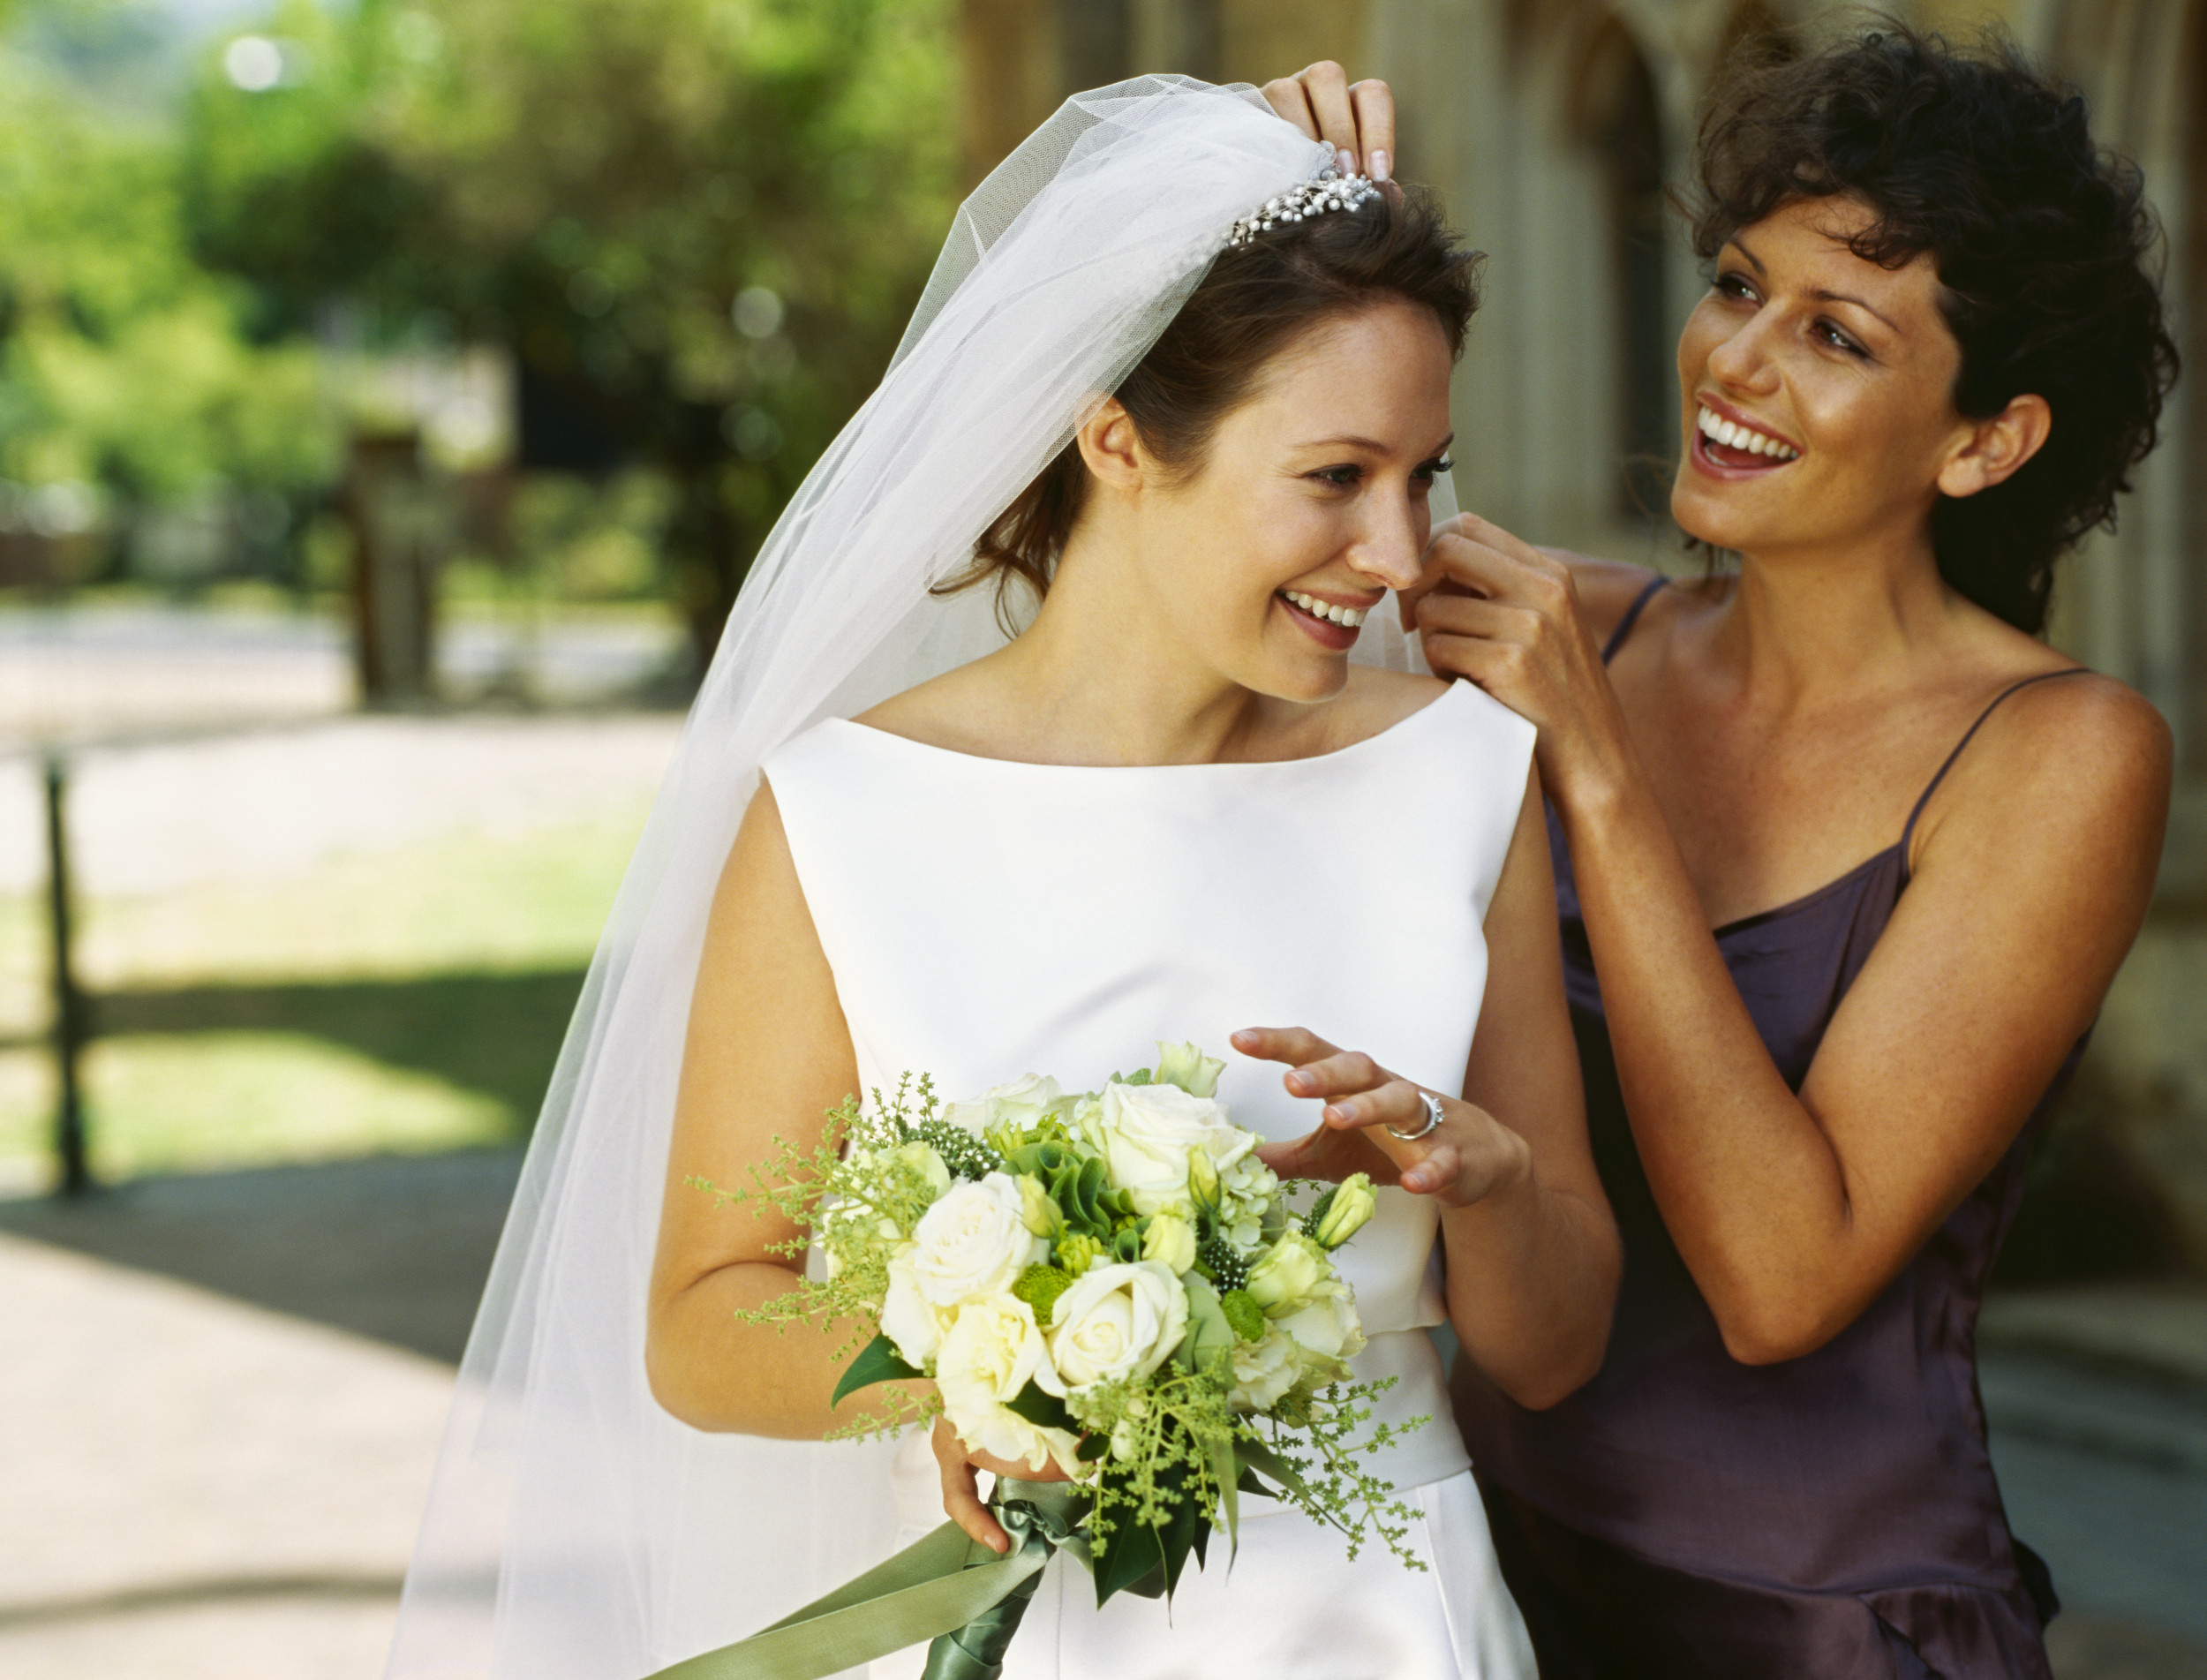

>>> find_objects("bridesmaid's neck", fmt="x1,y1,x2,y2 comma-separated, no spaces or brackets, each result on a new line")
1700,525,1976,711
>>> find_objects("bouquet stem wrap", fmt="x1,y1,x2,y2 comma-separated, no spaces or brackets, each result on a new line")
643,1480,1087,1680
918,1479,1088,1680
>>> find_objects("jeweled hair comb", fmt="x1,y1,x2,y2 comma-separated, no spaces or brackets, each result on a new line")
1227,168,1382,248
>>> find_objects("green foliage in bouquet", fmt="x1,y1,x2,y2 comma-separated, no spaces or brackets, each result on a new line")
694,1044,1429,1610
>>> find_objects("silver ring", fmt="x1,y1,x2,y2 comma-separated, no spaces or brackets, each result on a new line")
1385,1090,1445,1141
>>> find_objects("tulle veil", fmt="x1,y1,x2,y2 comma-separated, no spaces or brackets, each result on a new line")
382,76,1442,1680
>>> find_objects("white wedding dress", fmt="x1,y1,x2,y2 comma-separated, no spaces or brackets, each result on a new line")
760,677,1539,1680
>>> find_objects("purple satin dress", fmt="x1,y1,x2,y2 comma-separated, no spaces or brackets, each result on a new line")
1455,579,2081,1679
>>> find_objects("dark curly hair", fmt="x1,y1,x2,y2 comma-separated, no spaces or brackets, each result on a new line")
1687,21,2178,633
942,185,1480,617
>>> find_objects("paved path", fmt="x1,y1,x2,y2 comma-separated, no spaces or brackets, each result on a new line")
0,712,683,900
0,1225,454,1679
0,600,683,754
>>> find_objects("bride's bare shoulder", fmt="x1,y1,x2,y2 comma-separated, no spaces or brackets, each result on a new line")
850,657,1020,756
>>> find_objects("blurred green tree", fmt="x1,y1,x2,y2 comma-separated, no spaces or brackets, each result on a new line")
183,0,957,667
0,24,336,579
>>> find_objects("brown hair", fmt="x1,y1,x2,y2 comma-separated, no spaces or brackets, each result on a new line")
1685,21,2177,633
941,185,1481,618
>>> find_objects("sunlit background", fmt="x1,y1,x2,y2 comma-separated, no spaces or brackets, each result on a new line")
1,2,2202,1677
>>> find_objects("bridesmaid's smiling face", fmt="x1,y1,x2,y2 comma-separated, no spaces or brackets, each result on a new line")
1669,195,2044,566
1136,298,1457,702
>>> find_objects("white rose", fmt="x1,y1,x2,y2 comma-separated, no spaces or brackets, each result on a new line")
935,1295,1079,1474
907,1173,1046,1307
1141,1211,1199,1275
1094,1080,1253,1217
1246,1232,1329,1316
1228,1326,1301,1413
1278,1288,1366,1373
878,1244,948,1367
1038,1260,1190,1393
940,1074,1063,1137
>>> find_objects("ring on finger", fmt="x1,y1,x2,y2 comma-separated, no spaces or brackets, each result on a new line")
1386,1090,1444,1141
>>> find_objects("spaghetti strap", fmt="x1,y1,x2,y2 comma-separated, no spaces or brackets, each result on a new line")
1899,667,2092,865
1601,576,1669,664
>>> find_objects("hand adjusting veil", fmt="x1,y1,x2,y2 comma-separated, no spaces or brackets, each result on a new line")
386,77,1439,1680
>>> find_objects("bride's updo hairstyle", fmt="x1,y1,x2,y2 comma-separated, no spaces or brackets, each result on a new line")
947,185,1480,615
1689,24,2178,634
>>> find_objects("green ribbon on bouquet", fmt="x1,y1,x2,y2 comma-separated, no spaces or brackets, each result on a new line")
642,1479,1089,1680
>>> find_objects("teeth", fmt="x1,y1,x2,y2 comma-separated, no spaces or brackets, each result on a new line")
1697,404,1798,462
1284,590,1366,629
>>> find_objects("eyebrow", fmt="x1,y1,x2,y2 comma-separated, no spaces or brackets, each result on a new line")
1728,236,1902,335
1293,433,1456,456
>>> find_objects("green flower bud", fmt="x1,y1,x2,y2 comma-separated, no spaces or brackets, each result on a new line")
1056,1232,1105,1275
1141,1210,1199,1273
1246,1231,1328,1315
1154,1040,1225,1097
1012,1262,1073,1323
1017,1172,1062,1239
1308,1172,1377,1250
1186,1144,1222,1213
1219,1288,1268,1343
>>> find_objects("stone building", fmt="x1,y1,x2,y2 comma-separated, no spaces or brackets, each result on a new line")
960,0,2207,1266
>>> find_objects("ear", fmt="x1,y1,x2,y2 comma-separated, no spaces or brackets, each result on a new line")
1936,393,2052,500
1073,396,1149,492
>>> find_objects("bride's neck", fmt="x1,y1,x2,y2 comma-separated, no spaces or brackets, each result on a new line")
992,523,1263,767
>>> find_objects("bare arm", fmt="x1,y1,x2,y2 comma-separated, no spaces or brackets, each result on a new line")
1415,514,2173,1362
1568,679,2166,1360
645,781,877,1435
1243,759,1621,1408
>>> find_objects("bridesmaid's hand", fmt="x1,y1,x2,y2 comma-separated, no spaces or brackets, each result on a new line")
1406,514,1633,806
1232,1027,1531,1209
1260,64,1396,181
930,1416,1073,1556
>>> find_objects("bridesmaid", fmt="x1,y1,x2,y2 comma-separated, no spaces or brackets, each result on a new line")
1270,26,2176,1680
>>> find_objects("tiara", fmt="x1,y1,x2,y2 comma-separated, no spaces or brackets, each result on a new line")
1227,168,1383,248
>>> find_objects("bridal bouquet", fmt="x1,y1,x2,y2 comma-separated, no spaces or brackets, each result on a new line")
683,1044,1425,1679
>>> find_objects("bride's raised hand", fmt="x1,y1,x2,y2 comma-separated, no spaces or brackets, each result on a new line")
1259,63,1396,181
930,1416,1073,1556
1232,1026,1531,1209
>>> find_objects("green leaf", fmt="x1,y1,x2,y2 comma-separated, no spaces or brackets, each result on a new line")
1235,1465,1276,1498
829,1333,921,1409
1161,1495,1201,1598
1178,1278,1234,1377
1208,1427,1241,1561
1234,1435,1314,1502
1093,1516,1166,1606
1004,1381,1073,1433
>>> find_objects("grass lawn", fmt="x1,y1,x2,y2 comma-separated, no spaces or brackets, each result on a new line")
0,812,647,1191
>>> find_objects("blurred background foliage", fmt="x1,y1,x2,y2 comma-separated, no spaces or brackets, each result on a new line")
1,0,959,1190
1,0,957,659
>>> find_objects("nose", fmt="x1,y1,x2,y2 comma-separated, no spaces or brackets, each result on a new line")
1705,306,1783,396
1346,481,1427,591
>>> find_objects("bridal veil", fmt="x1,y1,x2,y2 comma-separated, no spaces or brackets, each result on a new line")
384,76,1440,1680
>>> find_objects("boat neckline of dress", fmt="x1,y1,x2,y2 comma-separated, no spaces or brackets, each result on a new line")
823,676,1475,773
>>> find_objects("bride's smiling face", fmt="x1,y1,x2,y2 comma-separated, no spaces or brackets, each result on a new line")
1080,298,1455,703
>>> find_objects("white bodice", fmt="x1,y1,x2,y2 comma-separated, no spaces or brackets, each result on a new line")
763,679,1534,1492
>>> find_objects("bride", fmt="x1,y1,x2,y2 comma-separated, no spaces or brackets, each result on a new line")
386,79,1618,1680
